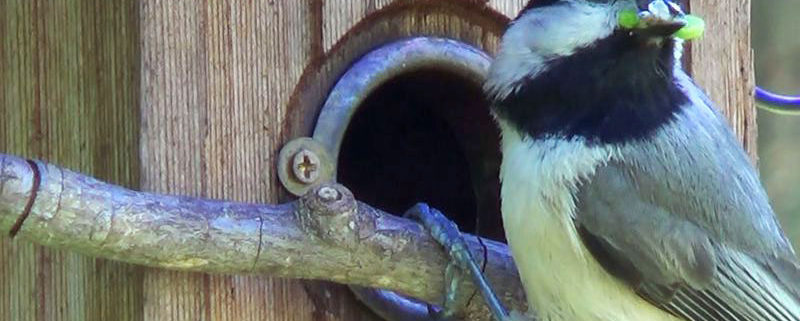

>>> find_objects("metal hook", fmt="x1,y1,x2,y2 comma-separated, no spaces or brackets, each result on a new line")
756,87,800,115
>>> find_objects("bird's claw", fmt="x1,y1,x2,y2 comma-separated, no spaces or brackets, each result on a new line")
405,203,470,320
404,203,511,321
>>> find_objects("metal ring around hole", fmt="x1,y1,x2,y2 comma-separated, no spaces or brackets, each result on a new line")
311,37,493,321
313,36,493,178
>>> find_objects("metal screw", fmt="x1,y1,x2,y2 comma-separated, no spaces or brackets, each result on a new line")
292,149,321,184
317,186,341,202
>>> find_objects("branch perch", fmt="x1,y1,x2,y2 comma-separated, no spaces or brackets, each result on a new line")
0,153,526,321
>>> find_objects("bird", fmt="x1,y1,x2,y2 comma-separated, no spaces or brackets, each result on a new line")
474,0,800,320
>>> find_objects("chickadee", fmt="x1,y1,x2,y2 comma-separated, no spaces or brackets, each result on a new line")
483,0,800,320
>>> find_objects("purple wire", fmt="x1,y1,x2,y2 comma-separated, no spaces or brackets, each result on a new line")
756,87,800,109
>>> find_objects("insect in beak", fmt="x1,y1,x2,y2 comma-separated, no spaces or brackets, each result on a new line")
619,0,705,40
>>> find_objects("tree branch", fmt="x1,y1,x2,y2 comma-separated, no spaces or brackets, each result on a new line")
0,153,526,321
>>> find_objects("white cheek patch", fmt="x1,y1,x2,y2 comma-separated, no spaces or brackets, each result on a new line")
520,2,617,58
485,0,653,101
486,1,621,100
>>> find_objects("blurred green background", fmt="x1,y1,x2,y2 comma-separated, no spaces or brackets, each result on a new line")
753,2,800,248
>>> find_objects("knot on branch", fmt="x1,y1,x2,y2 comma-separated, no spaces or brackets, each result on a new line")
296,183,376,247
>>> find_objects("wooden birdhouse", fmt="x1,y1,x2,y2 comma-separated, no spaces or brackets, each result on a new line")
0,1,754,320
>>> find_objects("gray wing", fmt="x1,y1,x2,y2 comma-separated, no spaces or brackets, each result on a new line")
574,72,800,321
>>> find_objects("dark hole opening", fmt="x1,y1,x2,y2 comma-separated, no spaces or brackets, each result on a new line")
338,68,505,241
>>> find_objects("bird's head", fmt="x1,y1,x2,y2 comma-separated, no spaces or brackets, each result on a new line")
486,0,702,101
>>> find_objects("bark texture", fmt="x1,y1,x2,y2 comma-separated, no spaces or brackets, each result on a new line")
0,154,526,321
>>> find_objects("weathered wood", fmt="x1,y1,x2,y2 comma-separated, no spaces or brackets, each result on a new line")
487,0,527,18
139,1,377,320
689,0,757,160
0,154,525,321
320,1,525,52
0,1,141,321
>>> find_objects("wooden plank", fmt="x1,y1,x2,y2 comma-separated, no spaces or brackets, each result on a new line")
139,1,377,320
487,0,527,19
321,0,525,52
322,0,393,51
689,0,757,159
0,1,142,321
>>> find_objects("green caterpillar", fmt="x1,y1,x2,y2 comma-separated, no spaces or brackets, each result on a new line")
618,10,706,40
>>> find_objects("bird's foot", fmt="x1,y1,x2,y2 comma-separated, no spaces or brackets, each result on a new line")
405,203,511,321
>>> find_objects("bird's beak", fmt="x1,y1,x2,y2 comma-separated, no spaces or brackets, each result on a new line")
634,0,687,37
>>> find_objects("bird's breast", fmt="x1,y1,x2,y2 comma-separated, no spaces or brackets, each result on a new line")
498,126,680,321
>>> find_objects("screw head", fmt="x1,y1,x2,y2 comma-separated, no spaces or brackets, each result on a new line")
277,137,334,197
292,149,321,184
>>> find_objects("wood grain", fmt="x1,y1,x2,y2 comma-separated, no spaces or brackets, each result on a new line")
487,0,527,19
139,1,379,320
320,0,526,53
319,0,527,52
689,0,757,161
0,1,141,321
